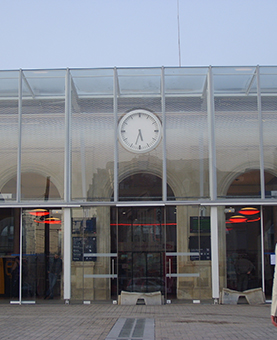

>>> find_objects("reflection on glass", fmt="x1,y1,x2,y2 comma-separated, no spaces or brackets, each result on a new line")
21,208,63,301
226,206,261,291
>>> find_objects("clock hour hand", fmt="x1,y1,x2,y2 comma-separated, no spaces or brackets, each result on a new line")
135,129,143,144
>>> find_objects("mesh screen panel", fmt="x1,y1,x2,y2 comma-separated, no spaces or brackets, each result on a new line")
165,97,209,200
71,77,114,201
0,75,18,199
214,81,259,198
261,72,277,196
21,95,65,200
117,96,163,201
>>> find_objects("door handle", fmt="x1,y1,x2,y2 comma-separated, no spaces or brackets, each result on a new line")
112,259,115,279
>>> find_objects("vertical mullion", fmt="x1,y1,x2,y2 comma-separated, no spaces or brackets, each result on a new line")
257,66,265,199
17,70,22,303
162,67,167,201
207,66,217,200
17,70,22,202
114,67,118,202
65,68,71,203
63,207,71,300
19,208,23,304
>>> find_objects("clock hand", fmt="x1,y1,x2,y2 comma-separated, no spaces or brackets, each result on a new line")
135,129,143,144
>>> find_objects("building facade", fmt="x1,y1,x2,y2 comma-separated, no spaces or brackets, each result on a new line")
0,66,276,303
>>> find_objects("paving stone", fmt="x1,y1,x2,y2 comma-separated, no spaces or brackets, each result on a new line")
0,303,275,339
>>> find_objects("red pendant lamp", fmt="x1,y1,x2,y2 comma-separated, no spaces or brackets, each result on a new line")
227,215,248,223
238,207,260,216
29,209,50,217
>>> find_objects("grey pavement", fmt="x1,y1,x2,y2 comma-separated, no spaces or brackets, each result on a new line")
0,302,275,340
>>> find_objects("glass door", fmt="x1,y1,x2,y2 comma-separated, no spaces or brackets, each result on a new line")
226,206,262,292
71,207,117,302
21,208,63,303
0,209,20,303
114,206,166,297
165,206,211,302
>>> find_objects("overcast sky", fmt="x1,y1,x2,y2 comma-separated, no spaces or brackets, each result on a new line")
0,0,277,70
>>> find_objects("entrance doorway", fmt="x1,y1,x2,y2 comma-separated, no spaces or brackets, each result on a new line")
111,206,176,299
110,173,176,300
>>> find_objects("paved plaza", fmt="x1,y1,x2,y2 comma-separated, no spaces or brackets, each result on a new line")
0,302,275,339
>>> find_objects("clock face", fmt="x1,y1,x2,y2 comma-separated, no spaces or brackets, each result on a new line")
118,109,162,153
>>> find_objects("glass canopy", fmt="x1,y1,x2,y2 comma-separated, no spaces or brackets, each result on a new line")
1,66,277,100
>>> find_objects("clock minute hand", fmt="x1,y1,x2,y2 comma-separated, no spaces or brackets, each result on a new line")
135,129,143,144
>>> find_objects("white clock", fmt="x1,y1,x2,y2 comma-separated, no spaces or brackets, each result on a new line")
118,109,162,153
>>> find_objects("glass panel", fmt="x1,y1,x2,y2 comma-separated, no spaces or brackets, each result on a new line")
170,206,211,301
22,208,63,302
0,72,18,201
71,207,115,301
71,68,114,96
0,71,19,98
0,209,20,302
71,72,114,201
263,206,276,299
21,72,65,201
214,71,260,199
213,67,257,95
23,70,66,97
225,206,262,291
117,68,161,95
165,67,208,95
260,66,277,94
165,74,209,200
115,207,166,296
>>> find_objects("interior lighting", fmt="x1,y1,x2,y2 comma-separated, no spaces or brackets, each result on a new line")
247,217,261,223
226,215,248,223
35,217,61,224
238,207,260,215
29,209,49,217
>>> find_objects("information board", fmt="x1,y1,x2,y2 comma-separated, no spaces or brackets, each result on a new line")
189,236,211,261
190,216,210,233
72,236,97,261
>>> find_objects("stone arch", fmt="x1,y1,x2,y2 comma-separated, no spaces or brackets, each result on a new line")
1,171,61,200
98,155,178,201
220,164,277,198
117,172,175,200
218,161,260,197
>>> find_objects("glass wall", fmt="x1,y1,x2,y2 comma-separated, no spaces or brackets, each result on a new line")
0,66,277,303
